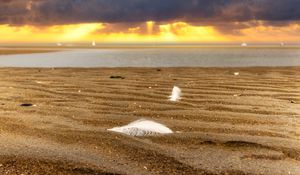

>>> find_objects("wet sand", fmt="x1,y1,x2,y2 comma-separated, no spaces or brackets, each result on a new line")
0,49,59,55
0,67,299,175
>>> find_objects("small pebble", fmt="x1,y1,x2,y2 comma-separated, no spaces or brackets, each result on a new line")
110,76,125,79
20,103,33,107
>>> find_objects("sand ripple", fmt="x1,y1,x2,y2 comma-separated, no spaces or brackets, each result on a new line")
0,67,299,174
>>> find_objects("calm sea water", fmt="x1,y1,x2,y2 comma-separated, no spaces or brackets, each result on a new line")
0,48,300,67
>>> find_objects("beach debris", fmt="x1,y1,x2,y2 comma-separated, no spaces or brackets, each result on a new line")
169,86,182,102
108,119,173,136
233,94,242,97
156,69,161,71
20,103,34,107
35,81,45,84
290,100,296,104
110,75,125,79
234,72,240,76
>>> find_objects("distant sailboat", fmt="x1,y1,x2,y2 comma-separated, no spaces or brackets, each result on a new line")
92,41,96,46
280,42,285,46
241,43,248,47
56,43,62,46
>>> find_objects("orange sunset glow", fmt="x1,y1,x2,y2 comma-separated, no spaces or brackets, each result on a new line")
1,0,300,44
1,21,300,43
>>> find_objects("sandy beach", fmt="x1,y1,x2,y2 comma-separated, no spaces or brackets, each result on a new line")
0,67,299,175
0,49,59,55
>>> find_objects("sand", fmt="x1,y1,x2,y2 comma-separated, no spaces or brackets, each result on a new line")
0,48,60,55
0,67,299,175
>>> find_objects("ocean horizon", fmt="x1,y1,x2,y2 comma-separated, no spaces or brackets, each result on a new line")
0,47,299,67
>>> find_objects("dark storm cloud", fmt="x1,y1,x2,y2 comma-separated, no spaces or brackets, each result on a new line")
0,0,300,25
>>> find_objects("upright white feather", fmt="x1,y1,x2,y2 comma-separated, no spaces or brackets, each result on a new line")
169,86,182,102
108,119,173,136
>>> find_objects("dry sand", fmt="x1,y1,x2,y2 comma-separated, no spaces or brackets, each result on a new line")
0,67,299,175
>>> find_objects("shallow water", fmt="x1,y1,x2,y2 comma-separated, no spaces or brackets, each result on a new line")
0,48,300,67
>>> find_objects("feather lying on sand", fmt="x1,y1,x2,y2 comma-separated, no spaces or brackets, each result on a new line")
169,86,182,102
108,119,173,136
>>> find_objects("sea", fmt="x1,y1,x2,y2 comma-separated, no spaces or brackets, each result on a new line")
0,47,300,67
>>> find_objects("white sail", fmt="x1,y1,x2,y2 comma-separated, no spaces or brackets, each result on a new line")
241,43,248,47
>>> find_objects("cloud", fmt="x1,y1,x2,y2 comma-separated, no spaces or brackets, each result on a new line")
0,0,299,27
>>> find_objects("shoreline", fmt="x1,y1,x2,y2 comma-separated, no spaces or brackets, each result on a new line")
0,48,299,68
0,49,60,55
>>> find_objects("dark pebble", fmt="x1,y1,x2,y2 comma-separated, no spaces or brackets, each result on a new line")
20,103,33,107
110,76,125,79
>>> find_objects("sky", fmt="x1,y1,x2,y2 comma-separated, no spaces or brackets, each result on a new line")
1,0,300,43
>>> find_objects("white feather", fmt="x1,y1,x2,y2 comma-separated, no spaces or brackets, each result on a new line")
108,119,173,136
169,86,182,102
